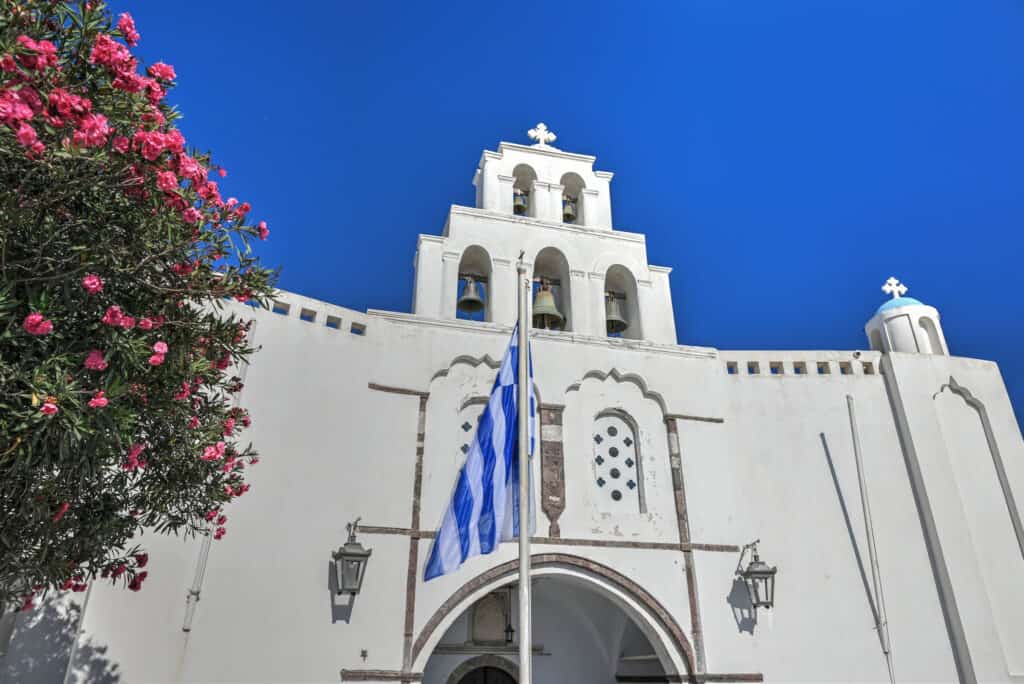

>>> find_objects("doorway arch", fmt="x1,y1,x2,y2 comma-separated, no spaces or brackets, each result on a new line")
447,656,518,684
413,553,693,679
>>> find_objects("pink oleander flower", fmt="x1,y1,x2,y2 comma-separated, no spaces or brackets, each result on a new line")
84,349,108,371
117,13,140,46
181,207,201,224
222,417,236,436
119,315,136,330
52,502,70,522
213,527,226,540
201,441,227,461
89,34,133,73
16,122,38,147
72,113,111,148
138,317,154,330
173,381,191,400
112,135,130,153
134,553,148,568
128,571,148,591
258,220,270,240
88,390,109,408
156,170,177,192
188,415,200,429
40,400,58,416
147,353,165,366
218,168,227,178
147,62,176,82
152,340,168,354
205,509,219,522
216,514,227,526
81,273,104,294
101,305,124,326
22,312,53,335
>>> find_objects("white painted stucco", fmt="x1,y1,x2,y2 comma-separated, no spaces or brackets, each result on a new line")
4,132,1023,684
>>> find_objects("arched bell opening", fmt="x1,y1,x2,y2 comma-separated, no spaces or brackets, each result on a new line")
512,165,537,218
420,564,686,684
532,247,572,332
457,246,493,323
560,172,585,225
869,328,884,352
919,316,945,355
604,265,641,340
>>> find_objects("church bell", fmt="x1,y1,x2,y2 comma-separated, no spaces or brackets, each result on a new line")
532,283,564,330
457,277,485,314
562,195,577,223
605,293,629,334
513,190,528,216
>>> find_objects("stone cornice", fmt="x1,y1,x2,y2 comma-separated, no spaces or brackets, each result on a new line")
649,264,673,275
495,141,597,164
365,309,718,359
448,205,644,244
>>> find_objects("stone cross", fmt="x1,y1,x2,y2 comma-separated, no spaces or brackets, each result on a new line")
528,122,557,147
882,277,908,299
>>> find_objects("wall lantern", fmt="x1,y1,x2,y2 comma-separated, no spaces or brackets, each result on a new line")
504,622,515,645
737,539,777,610
333,518,372,596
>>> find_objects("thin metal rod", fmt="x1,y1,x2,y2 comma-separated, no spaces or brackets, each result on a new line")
62,582,93,684
516,253,532,684
183,530,213,632
847,395,895,684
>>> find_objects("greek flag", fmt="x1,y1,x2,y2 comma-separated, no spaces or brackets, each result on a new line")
424,323,536,581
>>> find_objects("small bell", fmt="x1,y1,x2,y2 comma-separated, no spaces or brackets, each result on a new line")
457,277,485,314
513,190,529,216
605,293,629,334
532,282,564,330
562,195,577,223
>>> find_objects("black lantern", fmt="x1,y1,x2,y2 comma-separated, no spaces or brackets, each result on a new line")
333,518,372,595
738,540,777,610
504,622,515,644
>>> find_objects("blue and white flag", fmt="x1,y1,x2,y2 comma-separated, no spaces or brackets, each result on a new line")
424,323,536,581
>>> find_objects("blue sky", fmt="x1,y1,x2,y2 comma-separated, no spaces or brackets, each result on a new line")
112,1,1024,424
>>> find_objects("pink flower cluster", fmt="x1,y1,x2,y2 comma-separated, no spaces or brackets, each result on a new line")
116,13,140,47
84,349,108,371
22,312,53,335
88,390,109,409
71,112,112,148
123,443,147,471
15,35,58,71
201,441,227,461
101,305,136,329
147,62,176,82
149,340,168,366
81,273,104,294
40,397,58,416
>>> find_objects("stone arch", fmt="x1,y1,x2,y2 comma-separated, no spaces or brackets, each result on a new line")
457,245,493,322
512,164,537,217
410,553,694,676
445,655,518,684
564,368,669,415
560,172,585,225
604,264,642,340
532,246,572,331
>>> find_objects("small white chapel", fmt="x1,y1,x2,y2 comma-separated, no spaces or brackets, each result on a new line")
3,124,1024,684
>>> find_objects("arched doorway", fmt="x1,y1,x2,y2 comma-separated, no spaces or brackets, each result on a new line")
458,667,514,684
417,555,692,684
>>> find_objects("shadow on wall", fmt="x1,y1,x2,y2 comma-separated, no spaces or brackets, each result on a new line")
2,598,121,684
726,577,757,635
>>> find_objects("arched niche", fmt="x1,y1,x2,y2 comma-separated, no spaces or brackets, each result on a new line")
919,316,944,355
457,245,492,323
532,247,572,331
512,164,537,217
604,264,642,340
560,172,585,225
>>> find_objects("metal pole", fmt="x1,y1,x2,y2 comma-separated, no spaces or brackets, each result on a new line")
847,395,895,684
516,254,532,684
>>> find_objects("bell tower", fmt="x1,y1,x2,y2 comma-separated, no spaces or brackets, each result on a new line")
412,124,678,345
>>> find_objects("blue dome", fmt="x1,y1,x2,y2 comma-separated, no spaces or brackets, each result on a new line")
877,296,923,313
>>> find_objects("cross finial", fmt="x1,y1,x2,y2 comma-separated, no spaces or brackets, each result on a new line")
528,122,557,147
882,276,908,300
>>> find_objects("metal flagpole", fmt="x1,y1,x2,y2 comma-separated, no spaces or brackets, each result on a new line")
516,253,532,684
847,395,895,684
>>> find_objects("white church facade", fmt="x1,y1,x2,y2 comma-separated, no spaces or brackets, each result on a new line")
4,126,1024,683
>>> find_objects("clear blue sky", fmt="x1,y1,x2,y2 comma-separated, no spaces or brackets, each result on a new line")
111,1,1024,425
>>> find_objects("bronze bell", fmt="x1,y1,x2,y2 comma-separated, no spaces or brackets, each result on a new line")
562,195,577,223
513,190,528,216
532,283,564,330
605,293,629,334
457,277,485,314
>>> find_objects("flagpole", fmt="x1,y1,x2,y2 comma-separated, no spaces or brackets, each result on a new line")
516,253,532,684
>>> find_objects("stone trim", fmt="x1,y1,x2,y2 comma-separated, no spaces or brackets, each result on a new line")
340,670,422,682
402,397,429,668
666,418,706,673
368,382,430,399
664,413,725,425
445,654,518,684
539,405,566,537
410,553,695,674
615,676,764,683
355,525,737,553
